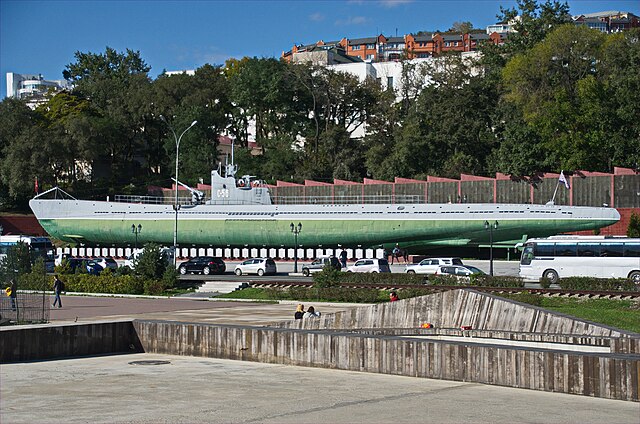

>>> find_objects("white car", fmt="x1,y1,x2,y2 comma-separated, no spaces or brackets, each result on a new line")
234,258,277,276
405,257,463,274
345,258,391,273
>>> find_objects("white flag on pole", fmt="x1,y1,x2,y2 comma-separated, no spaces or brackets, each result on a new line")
559,170,570,189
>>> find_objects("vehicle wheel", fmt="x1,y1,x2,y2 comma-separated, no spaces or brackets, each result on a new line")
629,271,640,287
257,269,265,276
372,271,378,274
179,267,187,275
302,269,310,277
407,270,416,274
235,269,242,276
203,267,210,275
542,269,559,285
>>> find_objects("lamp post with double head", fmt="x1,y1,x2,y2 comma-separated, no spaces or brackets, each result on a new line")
131,224,142,250
484,220,499,276
290,222,302,273
160,116,197,266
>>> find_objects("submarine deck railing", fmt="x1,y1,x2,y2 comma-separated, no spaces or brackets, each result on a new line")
113,194,425,205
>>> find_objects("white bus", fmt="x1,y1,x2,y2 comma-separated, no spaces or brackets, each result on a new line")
0,235,55,272
519,236,640,284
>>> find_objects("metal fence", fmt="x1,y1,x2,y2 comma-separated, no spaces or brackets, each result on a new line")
0,291,50,324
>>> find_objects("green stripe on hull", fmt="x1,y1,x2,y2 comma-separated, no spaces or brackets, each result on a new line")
38,217,615,248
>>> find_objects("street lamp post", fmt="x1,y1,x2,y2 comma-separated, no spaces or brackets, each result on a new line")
484,220,499,276
290,222,302,273
131,224,142,250
160,116,197,266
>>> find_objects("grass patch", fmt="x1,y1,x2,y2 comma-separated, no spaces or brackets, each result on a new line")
538,298,640,334
217,288,280,300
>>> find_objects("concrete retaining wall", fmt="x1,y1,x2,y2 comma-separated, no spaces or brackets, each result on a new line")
133,320,639,401
0,321,141,362
277,290,640,350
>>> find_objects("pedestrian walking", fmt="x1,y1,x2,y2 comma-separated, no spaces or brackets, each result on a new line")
339,249,348,268
7,279,18,311
53,275,65,308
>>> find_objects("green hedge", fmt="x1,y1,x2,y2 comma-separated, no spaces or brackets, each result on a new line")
311,269,526,288
557,277,637,291
16,270,172,295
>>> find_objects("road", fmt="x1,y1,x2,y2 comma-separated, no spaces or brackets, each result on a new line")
177,259,521,281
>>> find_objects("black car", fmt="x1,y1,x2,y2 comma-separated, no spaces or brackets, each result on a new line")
178,257,226,275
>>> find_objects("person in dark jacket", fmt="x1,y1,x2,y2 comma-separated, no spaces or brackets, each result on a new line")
294,304,305,319
8,279,17,311
53,276,64,308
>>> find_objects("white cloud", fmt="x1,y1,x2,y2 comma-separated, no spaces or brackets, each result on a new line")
309,12,325,22
335,16,369,26
379,0,413,7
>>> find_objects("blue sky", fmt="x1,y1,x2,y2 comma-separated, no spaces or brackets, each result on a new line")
1,0,638,98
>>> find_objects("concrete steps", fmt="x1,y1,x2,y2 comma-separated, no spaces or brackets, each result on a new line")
196,281,249,294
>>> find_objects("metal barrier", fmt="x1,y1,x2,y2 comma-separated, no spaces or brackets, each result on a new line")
0,291,50,324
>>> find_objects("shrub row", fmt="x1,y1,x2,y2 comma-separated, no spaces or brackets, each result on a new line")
557,277,637,292
312,269,526,288
16,271,170,296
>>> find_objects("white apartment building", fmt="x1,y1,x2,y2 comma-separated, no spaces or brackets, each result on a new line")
5,72,71,108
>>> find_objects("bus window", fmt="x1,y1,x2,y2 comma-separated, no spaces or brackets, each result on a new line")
577,243,599,257
624,243,640,257
556,244,577,256
600,243,624,257
534,243,555,257
520,245,534,265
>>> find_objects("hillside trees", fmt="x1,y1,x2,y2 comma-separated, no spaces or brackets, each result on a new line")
495,25,640,174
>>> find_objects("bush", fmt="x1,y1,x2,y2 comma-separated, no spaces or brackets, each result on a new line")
470,275,525,288
312,267,342,288
557,277,636,291
135,243,168,280
539,277,552,289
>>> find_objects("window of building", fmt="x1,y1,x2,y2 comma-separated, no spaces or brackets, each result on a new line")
387,76,394,89
352,45,361,50
366,54,374,60
445,41,450,47
366,44,375,49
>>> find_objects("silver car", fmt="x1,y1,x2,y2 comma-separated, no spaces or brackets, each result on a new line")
234,258,277,276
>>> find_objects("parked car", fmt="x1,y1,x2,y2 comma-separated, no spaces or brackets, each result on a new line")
84,260,104,275
301,256,341,276
234,258,277,276
54,252,73,266
434,265,485,278
345,258,391,273
178,256,226,275
405,258,463,274
63,258,104,275
92,257,118,270
124,247,175,269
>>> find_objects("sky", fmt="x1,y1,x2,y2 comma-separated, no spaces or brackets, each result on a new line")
1,0,639,98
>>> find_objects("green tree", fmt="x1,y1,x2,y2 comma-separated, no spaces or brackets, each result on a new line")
134,243,169,281
0,242,32,282
497,0,571,56
500,25,638,172
628,212,640,238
